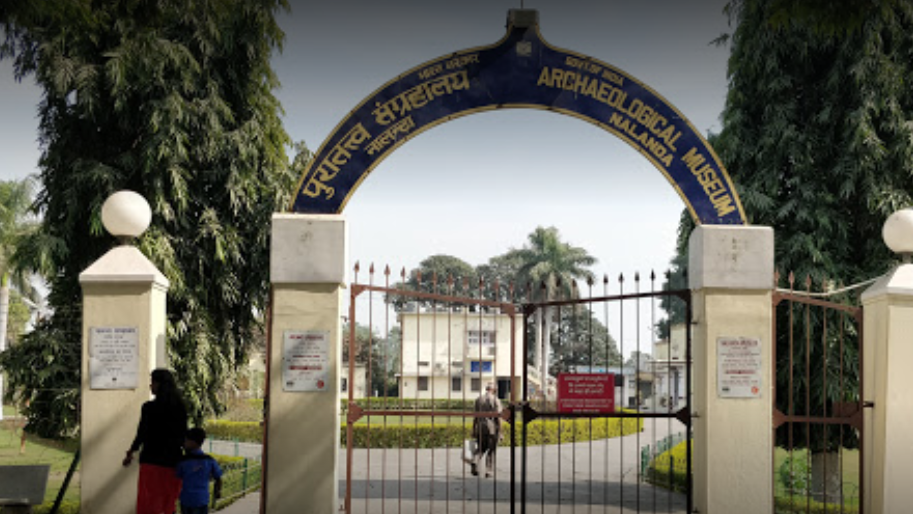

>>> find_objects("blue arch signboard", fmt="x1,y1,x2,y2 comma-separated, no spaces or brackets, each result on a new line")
291,10,746,225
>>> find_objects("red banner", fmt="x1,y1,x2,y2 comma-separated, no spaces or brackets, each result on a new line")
557,373,615,414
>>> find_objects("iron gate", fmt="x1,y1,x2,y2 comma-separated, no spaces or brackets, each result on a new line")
519,280,692,514
772,273,866,514
343,265,692,513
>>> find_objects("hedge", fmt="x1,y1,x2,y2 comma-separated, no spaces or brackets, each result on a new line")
206,410,645,449
347,416,643,448
645,439,691,493
205,420,263,443
343,397,477,411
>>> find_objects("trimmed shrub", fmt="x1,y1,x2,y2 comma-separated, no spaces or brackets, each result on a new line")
645,439,691,493
203,410,645,447
344,416,644,448
343,397,477,412
205,420,262,443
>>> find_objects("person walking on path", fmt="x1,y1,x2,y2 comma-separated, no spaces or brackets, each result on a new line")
472,382,503,478
176,427,223,514
123,368,188,513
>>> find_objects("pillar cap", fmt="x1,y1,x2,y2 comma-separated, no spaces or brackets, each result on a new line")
861,263,912,301
688,225,774,290
80,245,169,287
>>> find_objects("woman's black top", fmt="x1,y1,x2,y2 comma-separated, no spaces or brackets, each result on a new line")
129,399,188,468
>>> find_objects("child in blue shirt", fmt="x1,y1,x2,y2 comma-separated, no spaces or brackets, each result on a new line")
176,427,223,514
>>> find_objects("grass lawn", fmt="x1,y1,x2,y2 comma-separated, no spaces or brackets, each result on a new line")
0,420,80,513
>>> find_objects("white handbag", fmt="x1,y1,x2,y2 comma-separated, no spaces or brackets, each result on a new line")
462,439,477,464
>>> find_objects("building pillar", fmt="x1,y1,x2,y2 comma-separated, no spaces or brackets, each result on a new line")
689,225,774,513
264,214,347,513
861,210,912,514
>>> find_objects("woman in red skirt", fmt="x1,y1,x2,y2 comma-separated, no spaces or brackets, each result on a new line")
123,369,188,513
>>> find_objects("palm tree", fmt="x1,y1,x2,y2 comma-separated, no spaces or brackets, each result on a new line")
503,227,596,388
0,178,40,419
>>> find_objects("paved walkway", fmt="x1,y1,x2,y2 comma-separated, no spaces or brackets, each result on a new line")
218,493,261,514
218,419,687,513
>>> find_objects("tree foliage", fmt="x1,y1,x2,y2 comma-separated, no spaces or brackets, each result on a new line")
0,177,41,415
549,306,621,377
699,0,911,458
389,255,479,310
501,226,597,302
1,0,294,435
717,1,911,281
720,0,902,38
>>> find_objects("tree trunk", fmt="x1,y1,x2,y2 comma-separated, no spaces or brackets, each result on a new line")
810,451,842,505
0,276,9,422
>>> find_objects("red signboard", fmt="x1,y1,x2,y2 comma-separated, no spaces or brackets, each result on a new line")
557,373,615,414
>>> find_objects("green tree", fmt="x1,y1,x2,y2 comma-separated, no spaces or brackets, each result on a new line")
476,253,525,302
342,321,400,398
500,227,597,385
699,0,911,501
550,306,621,377
0,178,39,350
3,289,33,346
1,0,294,435
389,255,479,309
0,178,41,420
654,249,689,341
722,0,900,37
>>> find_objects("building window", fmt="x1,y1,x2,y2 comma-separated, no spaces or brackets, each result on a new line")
468,330,496,346
341,378,348,393
418,376,429,391
451,376,462,392
471,378,482,392
418,360,430,367
470,361,493,373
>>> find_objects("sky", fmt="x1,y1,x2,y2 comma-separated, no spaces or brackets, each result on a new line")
0,0,734,347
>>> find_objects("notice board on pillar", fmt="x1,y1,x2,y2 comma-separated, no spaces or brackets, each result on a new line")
282,330,330,392
717,336,763,398
89,327,139,389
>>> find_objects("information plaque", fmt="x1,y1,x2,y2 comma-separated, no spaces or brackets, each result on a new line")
717,336,763,398
282,330,330,392
89,327,139,389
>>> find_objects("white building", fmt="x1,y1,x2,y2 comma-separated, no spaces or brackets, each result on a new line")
341,363,369,399
646,323,688,411
399,309,524,400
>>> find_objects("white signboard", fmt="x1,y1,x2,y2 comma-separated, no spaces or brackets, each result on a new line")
89,327,139,389
717,336,763,398
282,330,330,392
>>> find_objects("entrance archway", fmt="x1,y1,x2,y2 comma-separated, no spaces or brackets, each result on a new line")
290,9,745,226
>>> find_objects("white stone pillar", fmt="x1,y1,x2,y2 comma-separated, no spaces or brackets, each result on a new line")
79,246,169,513
265,214,347,513
689,225,774,513
861,210,912,514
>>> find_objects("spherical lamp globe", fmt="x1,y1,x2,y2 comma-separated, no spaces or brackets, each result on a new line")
882,208,913,257
101,191,152,241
